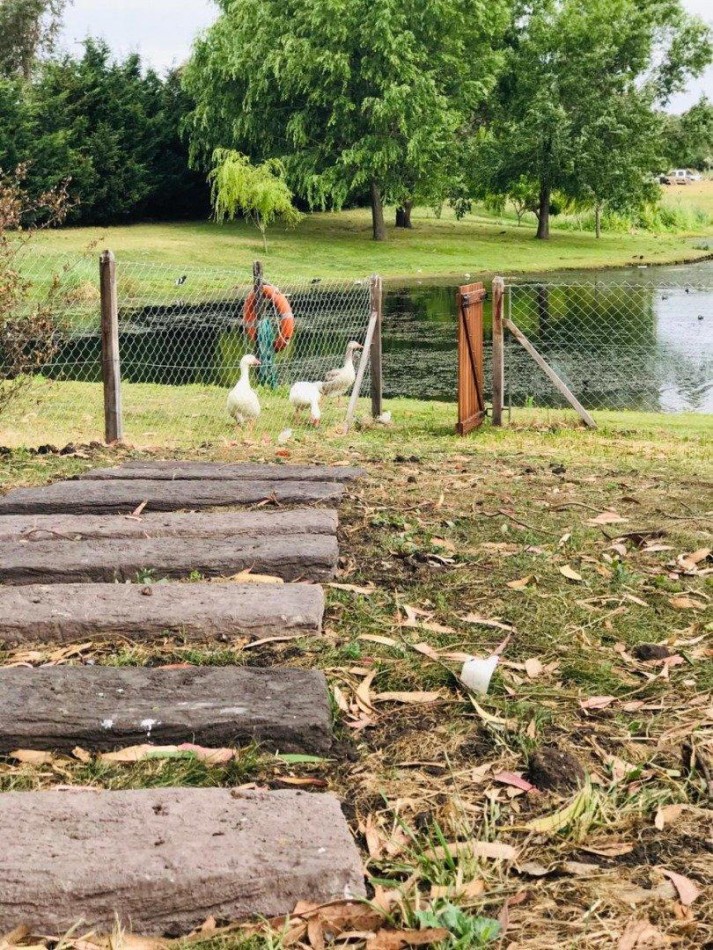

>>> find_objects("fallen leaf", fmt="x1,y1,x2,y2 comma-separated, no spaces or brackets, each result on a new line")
374,691,441,704
679,548,711,570
493,771,538,793
10,750,55,766
524,784,590,835
468,697,514,727
525,658,544,679
274,776,328,788
580,695,617,711
654,804,683,831
356,670,378,714
72,746,92,763
581,841,634,857
669,596,705,611
228,571,285,585
587,511,627,525
366,929,449,950
462,614,515,632
359,634,399,647
618,919,669,950
329,583,376,595
660,868,700,906
518,861,550,877
98,744,235,764
560,565,583,582
507,576,533,590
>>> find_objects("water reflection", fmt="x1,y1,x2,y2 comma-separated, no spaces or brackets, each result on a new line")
46,263,712,414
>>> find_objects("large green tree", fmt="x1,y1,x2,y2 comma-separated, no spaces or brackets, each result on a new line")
0,0,67,79
184,0,509,240
0,40,209,224
477,0,712,239
665,97,713,170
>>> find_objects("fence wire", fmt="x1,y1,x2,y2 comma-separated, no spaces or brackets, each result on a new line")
116,262,374,445
505,278,712,414
2,253,375,448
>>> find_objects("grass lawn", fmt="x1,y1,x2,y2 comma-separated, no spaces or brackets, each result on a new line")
25,184,713,285
1,401,711,947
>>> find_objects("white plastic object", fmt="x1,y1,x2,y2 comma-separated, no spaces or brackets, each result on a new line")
460,655,499,695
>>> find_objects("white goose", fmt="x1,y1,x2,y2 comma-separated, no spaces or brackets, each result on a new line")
322,341,363,397
227,355,261,427
289,381,323,426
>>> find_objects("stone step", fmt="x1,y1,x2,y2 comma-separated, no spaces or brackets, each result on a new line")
80,462,364,482
0,581,324,646
0,666,332,754
0,533,338,585
0,508,337,544
0,478,344,516
0,788,365,935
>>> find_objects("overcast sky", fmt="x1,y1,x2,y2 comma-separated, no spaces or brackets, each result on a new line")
59,0,712,113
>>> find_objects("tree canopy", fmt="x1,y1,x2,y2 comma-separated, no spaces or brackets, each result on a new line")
0,40,209,225
0,0,67,79
473,0,712,238
184,0,510,240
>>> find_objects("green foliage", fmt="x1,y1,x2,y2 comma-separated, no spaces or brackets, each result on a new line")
184,0,509,240
664,97,713,170
473,0,713,239
0,40,209,226
415,902,500,948
0,0,65,79
209,149,301,251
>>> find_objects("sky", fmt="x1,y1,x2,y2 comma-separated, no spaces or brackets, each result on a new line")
59,0,712,113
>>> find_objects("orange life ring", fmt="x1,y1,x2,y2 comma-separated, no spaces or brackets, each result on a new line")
243,284,295,352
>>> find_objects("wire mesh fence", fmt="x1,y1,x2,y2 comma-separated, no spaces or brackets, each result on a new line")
1,252,377,448
116,261,376,445
504,276,712,414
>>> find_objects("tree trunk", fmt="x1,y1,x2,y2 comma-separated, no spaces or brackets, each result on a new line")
395,200,413,229
536,181,550,240
595,202,602,239
370,182,387,241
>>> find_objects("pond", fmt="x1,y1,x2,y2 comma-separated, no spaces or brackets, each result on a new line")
382,261,713,413
45,260,712,415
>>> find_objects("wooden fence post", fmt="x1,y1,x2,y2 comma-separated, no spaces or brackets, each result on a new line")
491,276,505,426
370,274,383,418
100,250,123,443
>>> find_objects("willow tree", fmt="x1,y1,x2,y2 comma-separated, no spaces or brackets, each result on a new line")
184,0,508,240
209,149,301,251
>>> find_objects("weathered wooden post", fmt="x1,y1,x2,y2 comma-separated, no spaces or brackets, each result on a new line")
100,250,123,443
370,274,383,418
491,276,505,427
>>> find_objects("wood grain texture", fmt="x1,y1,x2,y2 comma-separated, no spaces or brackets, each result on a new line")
0,666,333,753
0,509,338,544
0,581,324,645
79,462,364,482
0,788,366,935
0,478,344,515
0,534,338,585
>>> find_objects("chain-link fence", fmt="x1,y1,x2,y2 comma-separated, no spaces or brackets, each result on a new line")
1,253,377,448
504,276,712,414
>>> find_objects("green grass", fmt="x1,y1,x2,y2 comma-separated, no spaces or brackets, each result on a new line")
25,192,713,285
1,398,712,947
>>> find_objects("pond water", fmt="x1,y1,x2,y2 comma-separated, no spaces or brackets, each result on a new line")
47,260,712,415
382,261,713,413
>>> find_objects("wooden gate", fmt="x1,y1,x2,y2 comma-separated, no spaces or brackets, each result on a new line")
456,282,486,435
